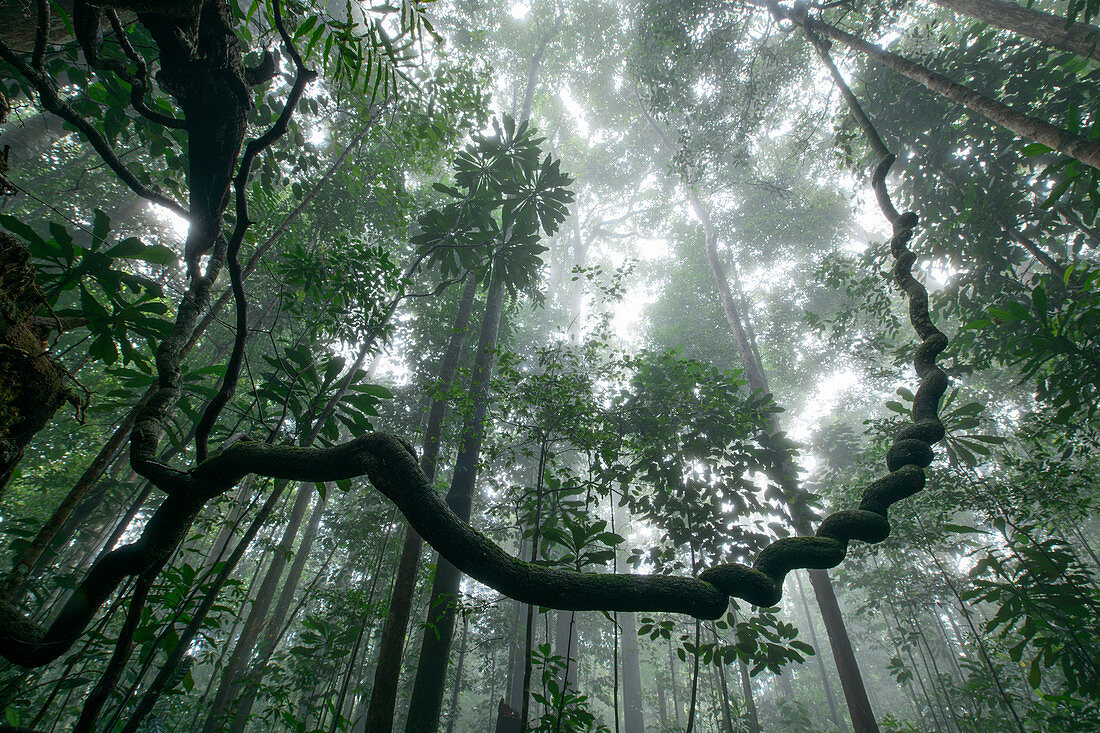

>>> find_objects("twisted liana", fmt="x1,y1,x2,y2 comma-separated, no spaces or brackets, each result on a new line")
0,158,945,667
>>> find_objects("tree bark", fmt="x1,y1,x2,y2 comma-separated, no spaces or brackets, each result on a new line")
659,106,880,730
444,612,470,733
738,658,761,733
796,572,843,731
364,271,479,732
807,569,877,732
929,0,1100,63
0,234,72,498
404,270,506,733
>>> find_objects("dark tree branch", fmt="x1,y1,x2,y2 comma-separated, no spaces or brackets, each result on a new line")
32,0,48,71
105,9,188,129
194,0,317,462
0,36,189,217
244,48,278,86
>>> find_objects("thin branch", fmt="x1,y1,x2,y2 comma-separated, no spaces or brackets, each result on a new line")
0,37,189,218
194,0,317,461
105,10,187,129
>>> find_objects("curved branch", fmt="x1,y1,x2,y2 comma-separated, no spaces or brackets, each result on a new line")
194,0,317,461
0,2,947,672
0,36,188,218
104,9,188,129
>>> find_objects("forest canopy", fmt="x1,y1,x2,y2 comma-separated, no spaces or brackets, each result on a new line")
0,0,1097,731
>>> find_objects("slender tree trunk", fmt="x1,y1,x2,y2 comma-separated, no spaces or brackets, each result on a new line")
203,476,258,573
738,659,761,733
228,488,328,733
686,141,879,731
928,0,1100,63
520,443,550,733
807,569,880,733
668,636,682,729
796,573,843,731
201,483,317,732
656,677,670,731
686,620,701,733
364,271,479,732
793,11,1100,171
713,644,735,733
620,610,646,733
404,270,506,733
518,30,554,123
636,97,881,728
444,613,470,733
615,498,645,733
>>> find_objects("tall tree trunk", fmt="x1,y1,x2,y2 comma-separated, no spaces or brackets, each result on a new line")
617,501,645,733
796,573,843,731
201,483,317,732
624,607,646,726
807,569,879,733
712,638,735,733
404,270,506,733
227,488,328,733
928,0,1100,63
668,636,683,729
653,101,879,728
444,612,470,733
788,11,1100,171
519,442,550,733
364,271,480,733
738,659,761,733
554,609,578,693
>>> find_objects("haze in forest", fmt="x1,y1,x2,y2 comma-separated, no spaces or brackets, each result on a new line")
0,0,1096,732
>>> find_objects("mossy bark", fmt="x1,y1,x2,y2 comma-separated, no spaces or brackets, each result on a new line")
0,231,71,497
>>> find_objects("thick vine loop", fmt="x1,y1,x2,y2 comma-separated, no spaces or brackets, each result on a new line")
0,158,944,667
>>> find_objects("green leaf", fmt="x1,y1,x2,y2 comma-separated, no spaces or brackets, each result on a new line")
1028,656,1042,689
1020,142,1052,157
944,523,988,535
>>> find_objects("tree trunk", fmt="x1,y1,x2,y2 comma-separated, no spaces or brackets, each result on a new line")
201,482,317,732
554,609,578,693
444,612,470,733
364,271,479,732
227,487,328,733
668,637,683,729
794,12,1100,171
404,270,506,733
796,573,843,731
0,234,71,499
620,612,644,727
929,0,1100,63
664,115,880,730
520,443,550,733
713,644,735,733
738,659,761,733
807,570,878,732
